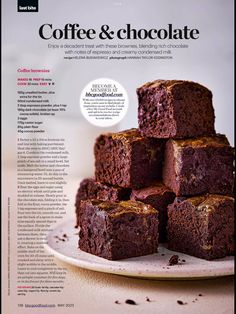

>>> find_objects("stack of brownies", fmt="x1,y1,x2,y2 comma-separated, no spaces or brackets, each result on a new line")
76,80,234,261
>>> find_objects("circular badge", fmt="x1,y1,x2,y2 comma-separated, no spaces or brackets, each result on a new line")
80,78,129,127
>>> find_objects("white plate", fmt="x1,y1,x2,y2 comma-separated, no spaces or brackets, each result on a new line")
45,219,234,280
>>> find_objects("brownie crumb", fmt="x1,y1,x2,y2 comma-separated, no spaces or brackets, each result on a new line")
63,233,68,238
115,300,120,304
182,259,186,263
146,297,151,302
168,255,179,266
161,253,165,256
54,235,67,242
198,294,203,296
177,300,187,305
125,299,137,305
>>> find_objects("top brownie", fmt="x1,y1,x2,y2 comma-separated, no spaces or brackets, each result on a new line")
94,128,165,189
137,80,215,138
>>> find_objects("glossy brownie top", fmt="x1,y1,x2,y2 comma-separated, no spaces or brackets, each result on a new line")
96,128,145,144
137,79,212,94
81,199,157,217
171,134,230,149
175,194,234,212
131,182,174,199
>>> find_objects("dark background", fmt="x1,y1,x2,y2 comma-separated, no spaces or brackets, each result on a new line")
17,0,38,12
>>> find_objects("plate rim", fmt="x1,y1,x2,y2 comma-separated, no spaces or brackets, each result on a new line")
44,219,235,280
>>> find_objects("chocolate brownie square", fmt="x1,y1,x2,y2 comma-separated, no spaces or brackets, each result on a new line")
163,134,234,196
94,128,165,189
130,182,175,242
167,194,234,260
75,178,131,227
137,80,215,138
79,199,158,260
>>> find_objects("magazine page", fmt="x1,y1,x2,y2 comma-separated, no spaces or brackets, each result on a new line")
2,1,234,314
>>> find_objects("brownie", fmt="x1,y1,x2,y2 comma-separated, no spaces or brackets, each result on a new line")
167,194,234,260
94,128,165,189
163,134,234,196
79,199,158,260
75,178,131,227
137,80,215,138
130,182,175,242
